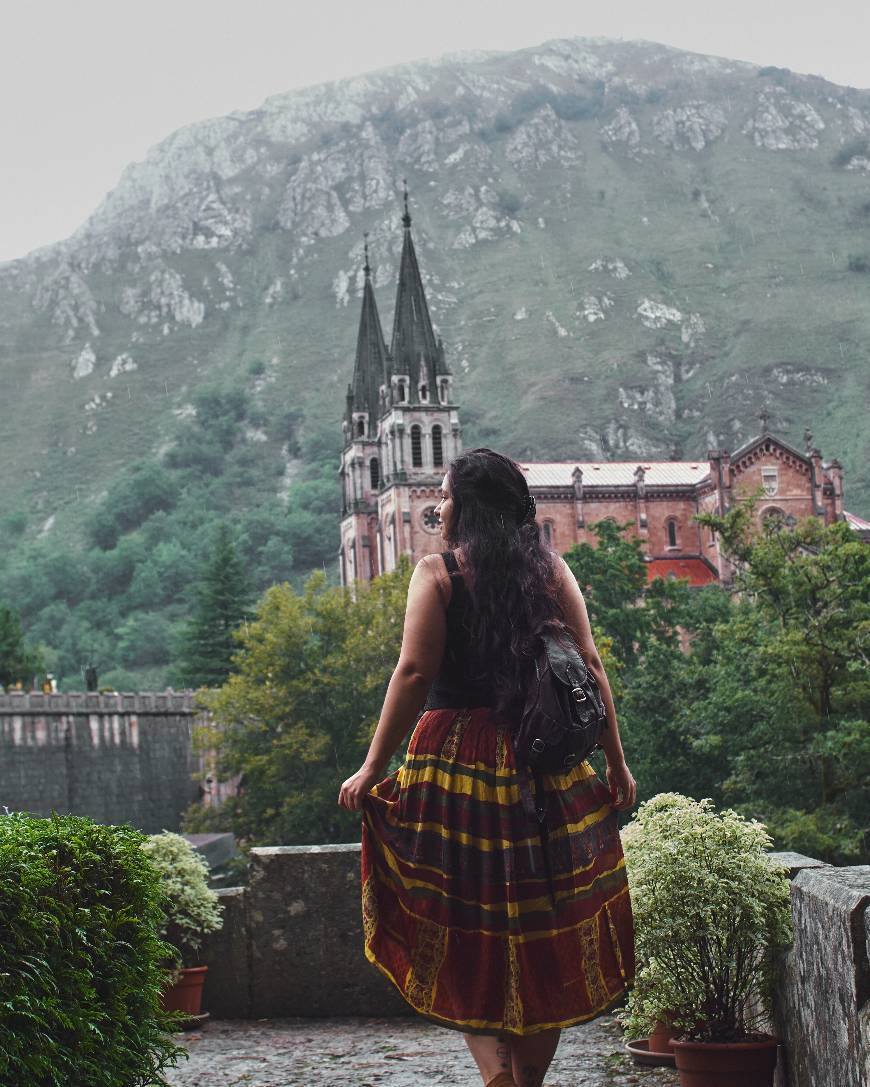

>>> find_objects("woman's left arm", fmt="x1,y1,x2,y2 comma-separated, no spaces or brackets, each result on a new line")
338,556,446,811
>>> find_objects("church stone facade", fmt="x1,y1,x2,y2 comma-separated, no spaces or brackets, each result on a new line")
340,200,868,587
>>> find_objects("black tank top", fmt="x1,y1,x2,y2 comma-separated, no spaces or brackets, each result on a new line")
423,550,498,710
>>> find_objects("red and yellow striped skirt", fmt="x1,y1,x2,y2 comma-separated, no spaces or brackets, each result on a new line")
360,706,635,1036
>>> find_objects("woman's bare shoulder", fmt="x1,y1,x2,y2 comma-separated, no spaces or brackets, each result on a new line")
414,552,452,609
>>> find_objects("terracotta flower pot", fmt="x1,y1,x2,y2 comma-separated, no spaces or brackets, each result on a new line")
671,1033,779,1087
648,1016,676,1054
162,965,209,1017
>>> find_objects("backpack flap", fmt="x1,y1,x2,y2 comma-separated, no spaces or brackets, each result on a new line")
543,633,589,687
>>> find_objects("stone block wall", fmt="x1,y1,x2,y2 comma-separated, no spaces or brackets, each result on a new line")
0,691,208,832
773,861,870,1087
197,845,870,1087
198,843,411,1020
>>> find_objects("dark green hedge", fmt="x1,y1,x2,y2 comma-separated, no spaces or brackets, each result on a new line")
0,813,186,1087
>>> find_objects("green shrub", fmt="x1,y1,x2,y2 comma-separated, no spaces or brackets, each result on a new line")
0,510,27,536
832,137,868,168
140,832,224,965
0,813,185,1086
620,794,793,1042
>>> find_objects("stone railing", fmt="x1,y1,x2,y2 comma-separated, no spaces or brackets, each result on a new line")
197,846,869,1087
0,691,197,713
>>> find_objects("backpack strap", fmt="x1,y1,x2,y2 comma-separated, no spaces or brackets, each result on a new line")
441,550,462,578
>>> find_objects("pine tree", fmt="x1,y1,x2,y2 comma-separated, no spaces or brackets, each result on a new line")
0,603,43,688
174,525,251,689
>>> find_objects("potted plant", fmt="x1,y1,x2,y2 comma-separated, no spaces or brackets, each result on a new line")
140,831,224,1021
620,793,793,1087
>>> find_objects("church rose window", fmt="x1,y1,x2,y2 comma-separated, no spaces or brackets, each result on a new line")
369,458,380,490
432,425,443,468
421,506,440,532
411,425,423,467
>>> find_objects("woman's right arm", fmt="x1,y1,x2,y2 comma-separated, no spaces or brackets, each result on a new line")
555,556,637,811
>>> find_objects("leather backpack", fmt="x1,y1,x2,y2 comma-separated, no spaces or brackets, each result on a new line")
512,629,609,775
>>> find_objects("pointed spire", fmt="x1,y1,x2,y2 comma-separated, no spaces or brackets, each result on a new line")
348,237,388,431
388,188,447,398
402,178,411,229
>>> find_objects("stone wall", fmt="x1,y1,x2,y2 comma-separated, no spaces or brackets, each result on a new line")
0,691,210,833
773,860,870,1087
199,844,410,1020
197,845,870,1087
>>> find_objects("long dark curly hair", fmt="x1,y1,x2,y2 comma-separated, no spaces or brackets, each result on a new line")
445,447,565,719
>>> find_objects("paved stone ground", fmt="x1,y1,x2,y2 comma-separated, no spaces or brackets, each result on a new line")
164,1014,679,1087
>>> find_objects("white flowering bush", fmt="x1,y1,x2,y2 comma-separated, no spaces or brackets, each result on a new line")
620,793,793,1043
140,832,224,967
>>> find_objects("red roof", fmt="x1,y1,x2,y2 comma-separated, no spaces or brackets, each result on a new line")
646,557,718,587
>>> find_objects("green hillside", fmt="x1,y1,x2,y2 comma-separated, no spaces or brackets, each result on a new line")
0,37,868,687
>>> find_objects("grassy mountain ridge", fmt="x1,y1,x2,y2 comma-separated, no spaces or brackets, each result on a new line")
0,36,869,684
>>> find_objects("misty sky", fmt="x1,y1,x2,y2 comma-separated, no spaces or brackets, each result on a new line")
1,0,867,263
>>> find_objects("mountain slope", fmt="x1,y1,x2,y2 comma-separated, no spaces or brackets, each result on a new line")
0,37,869,682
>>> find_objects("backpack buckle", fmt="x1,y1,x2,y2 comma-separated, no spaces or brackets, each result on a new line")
531,738,546,753
572,687,587,703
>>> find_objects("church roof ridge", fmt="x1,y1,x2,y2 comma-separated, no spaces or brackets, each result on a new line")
729,429,810,464
521,461,711,488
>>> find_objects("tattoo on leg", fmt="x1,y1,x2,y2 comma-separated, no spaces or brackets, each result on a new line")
520,1063,543,1087
496,1033,511,1071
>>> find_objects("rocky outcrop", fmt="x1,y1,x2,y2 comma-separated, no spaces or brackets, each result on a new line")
600,106,642,153
653,101,727,151
743,89,826,150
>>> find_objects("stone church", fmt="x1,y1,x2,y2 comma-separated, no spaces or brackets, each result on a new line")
339,198,868,587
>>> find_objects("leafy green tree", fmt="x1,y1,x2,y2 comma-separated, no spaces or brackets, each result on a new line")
618,585,735,805
562,519,650,660
692,503,870,861
117,612,178,669
0,603,44,687
189,558,412,845
87,461,178,549
172,524,252,689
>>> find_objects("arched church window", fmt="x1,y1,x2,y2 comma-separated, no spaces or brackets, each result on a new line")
667,519,678,548
432,425,443,468
410,425,423,468
439,379,449,403
369,458,380,490
397,380,406,402
420,383,428,402
356,418,365,437
542,520,553,545
761,506,787,529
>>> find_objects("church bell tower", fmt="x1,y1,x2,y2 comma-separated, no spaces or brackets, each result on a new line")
339,188,462,585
